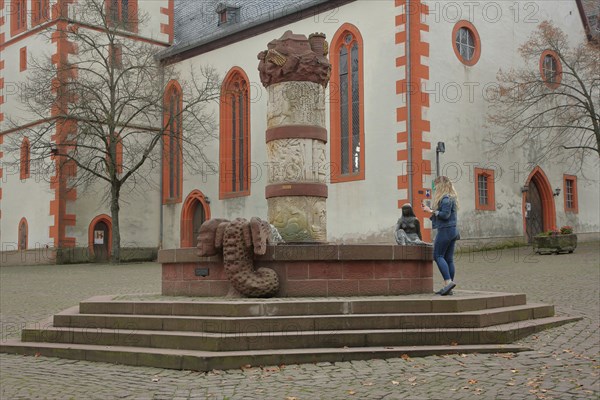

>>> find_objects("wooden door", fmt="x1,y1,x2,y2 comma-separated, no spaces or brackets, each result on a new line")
18,221,27,250
192,201,206,247
92,221,109,262
527,181,544,241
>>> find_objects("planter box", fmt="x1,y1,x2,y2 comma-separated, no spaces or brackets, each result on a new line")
533,234,577,255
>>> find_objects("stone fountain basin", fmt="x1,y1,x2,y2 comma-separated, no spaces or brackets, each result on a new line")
159,244,433,297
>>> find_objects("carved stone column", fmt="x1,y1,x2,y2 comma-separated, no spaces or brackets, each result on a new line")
258,31,331,242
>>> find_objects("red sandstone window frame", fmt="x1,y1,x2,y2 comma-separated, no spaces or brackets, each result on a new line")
474,167,495,211
539,50,562,89
452,20,481,66
19,46,27,71
162,80,183,204
20,137,31,180
31,0,50,26
105,0,139,33
219,67,251,199
329,23,365,184
563,174,578,213
18,217,28,250
10,0,27,36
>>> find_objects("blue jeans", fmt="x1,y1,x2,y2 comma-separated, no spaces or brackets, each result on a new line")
433,227,458,281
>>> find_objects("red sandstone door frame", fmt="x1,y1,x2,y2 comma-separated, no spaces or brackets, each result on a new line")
180,190,211,248
522,167,556,242
89,215,112,262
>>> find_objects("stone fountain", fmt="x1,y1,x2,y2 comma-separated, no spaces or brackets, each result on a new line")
160,31,433,298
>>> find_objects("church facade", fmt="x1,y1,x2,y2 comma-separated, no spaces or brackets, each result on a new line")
1,0,598,264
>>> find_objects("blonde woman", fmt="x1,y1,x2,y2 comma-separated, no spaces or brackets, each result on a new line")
422,176,460,296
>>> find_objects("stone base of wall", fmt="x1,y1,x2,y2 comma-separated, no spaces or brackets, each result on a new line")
159,245,433,297
0,247,158,266
0,248,57,267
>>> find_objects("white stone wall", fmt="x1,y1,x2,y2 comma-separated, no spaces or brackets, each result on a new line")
1,17,57,250
1,0,170,253
2,0,597,255
425,0,599,238
165,0,401,248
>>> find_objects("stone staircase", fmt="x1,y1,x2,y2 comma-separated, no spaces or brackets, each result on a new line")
0,291,579,371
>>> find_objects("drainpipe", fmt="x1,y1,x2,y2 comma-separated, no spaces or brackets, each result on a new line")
406,0,414,205
158,71,165,250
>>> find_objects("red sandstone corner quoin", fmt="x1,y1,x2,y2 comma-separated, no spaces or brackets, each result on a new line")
159,245,433,297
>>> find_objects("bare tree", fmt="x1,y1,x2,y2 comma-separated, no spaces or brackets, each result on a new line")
487,21,599,167
6,0,220,262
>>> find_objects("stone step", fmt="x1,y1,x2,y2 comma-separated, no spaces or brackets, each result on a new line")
79,292,527,316
22,316,579,351
0,340,532,372
54,303,555,332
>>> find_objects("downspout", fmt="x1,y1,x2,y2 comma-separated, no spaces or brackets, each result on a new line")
159,69,165,250
406,0,413,205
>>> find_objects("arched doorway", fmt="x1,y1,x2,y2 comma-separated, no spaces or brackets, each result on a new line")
181,190,211,248
18,218,28,250
89,215,112,262
523,167,556,242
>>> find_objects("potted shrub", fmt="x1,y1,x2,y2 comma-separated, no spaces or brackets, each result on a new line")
533,226,577,254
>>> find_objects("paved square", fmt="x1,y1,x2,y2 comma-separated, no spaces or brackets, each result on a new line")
1,242,598,399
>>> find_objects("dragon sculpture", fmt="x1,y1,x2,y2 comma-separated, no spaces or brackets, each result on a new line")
197,217,280,298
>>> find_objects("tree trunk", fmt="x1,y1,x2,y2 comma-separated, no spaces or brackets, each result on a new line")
110,184,121,263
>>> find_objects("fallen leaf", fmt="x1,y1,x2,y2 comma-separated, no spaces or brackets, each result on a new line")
34,352,41,358
362,382,374,386
497,353,514,359
408,377,417,382
401,354,411,361
507,382,515,386
151,376,160,382
347,390,356,395
468,379,478,385
450,341,459,346
511,369,519,373
391,380,400,385
285,397,298,400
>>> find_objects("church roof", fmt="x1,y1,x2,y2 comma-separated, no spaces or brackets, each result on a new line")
159,0,332,61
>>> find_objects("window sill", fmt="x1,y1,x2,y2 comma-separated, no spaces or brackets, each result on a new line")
163,197,182,205
220,190,250,200
330,172,365,184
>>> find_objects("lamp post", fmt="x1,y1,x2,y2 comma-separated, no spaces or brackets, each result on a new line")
521,185,530,243
435,142,445,177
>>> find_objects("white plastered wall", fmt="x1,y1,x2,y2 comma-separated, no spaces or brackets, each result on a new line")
64,18,165,249
163,0,401,248
424,0,599,238
1,18,56,251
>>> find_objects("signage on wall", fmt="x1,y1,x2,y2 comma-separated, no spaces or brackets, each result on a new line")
94,230,105,245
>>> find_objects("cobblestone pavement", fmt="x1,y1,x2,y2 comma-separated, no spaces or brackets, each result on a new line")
1,242,598,400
